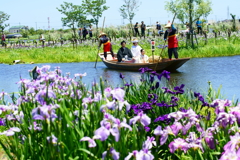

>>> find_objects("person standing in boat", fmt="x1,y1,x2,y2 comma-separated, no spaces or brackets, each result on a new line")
164,22,178,60
131,38,142,58
117,41,133,62
135,49,149,63
98,33,114,60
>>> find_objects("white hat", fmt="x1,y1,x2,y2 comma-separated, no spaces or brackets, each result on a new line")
99,32,107,37
164,23,172,28
132,38,138,43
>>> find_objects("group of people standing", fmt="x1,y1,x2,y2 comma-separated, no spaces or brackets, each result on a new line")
134,21,146,37
98,20,179,62
78,25,93,40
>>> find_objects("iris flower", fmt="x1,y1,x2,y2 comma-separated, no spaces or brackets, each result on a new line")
129,111,151,127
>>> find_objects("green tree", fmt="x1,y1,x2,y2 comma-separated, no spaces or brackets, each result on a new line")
165,0,212,46
28,27,35,35
57,2,87,38
119,0,141,33
82,0,109,33
230,13,237,31
0,11,10,33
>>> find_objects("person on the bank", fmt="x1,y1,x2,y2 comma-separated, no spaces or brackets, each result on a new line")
39,34,45,42
1,33,6,47
89,25,93,38
134,22,140,36
131,38,142,58
140,21,146,37
117,41,133,62
135,49,149,63
82,27,88,40
98,33,114,60
78,28,82,38
196,18,202,34
164,22,178,60
156,21,162,36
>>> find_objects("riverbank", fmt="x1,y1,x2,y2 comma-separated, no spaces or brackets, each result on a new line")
0,35,240,64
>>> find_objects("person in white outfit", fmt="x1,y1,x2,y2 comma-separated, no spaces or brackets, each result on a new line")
131,38,142,58
135,49,149,63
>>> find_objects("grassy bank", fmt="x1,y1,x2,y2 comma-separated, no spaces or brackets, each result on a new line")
0,33,240,64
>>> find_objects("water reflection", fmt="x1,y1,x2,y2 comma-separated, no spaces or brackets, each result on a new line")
0,55,240,100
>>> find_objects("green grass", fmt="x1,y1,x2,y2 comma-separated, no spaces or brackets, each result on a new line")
1,34,240,64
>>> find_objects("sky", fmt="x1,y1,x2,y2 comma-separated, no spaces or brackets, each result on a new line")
1,0,239,30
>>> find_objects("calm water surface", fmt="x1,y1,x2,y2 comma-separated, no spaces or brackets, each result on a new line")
0,55,240,100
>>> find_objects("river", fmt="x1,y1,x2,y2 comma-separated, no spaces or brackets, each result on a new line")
0,55,240,101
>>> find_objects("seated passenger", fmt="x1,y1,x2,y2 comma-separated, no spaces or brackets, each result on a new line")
131,38,142,58
117,41,133,62
135,49,149,63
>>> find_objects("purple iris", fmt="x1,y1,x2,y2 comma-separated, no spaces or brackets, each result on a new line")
139,67,153,74
0,127,21,136
130,102,153,114
124,83,134,87
129,111,151,126
142,136,156,149
150,75,154,83
35,89,56,105
157,70,170,81
154,114,172,124
47,134,58,146
173,84,185,94
119,73,125,79
80,135,101,148
110,148,120,160
31,104,58,121
204,132,215,149
169,138,189,153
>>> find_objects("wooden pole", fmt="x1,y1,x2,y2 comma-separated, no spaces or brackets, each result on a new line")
94,17,106,68
154,13,177,71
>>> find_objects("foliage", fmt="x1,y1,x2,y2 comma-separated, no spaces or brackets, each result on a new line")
230,13,237,31
20,29,29,38
28,27,36,35
0,11,10,33
57,2,87,38
0,65,239,159
82,0,109,32
119,0,141,32
165,0,212,27
165,0,212,47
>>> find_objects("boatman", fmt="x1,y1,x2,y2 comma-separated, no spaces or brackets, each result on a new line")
98,33,114,60
164,22,178,60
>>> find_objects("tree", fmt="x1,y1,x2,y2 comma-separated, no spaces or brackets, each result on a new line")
28,27,35,35
57,2,87,38
119,0,141,33
82,0,109,34
230,13,237,31
0,11,10,33
165,0,212,46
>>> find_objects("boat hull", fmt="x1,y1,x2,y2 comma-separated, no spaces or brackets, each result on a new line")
99,53,190,72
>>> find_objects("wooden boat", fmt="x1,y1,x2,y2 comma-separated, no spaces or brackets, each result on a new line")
99,53,190,72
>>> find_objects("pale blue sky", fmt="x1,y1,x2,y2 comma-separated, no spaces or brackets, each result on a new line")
1,0,239,30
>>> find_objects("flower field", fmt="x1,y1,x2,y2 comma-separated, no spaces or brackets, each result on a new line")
0,65,239,159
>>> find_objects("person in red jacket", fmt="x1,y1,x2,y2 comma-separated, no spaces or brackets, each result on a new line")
164,22,178,60
98,33,114,60
1,33,6,47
